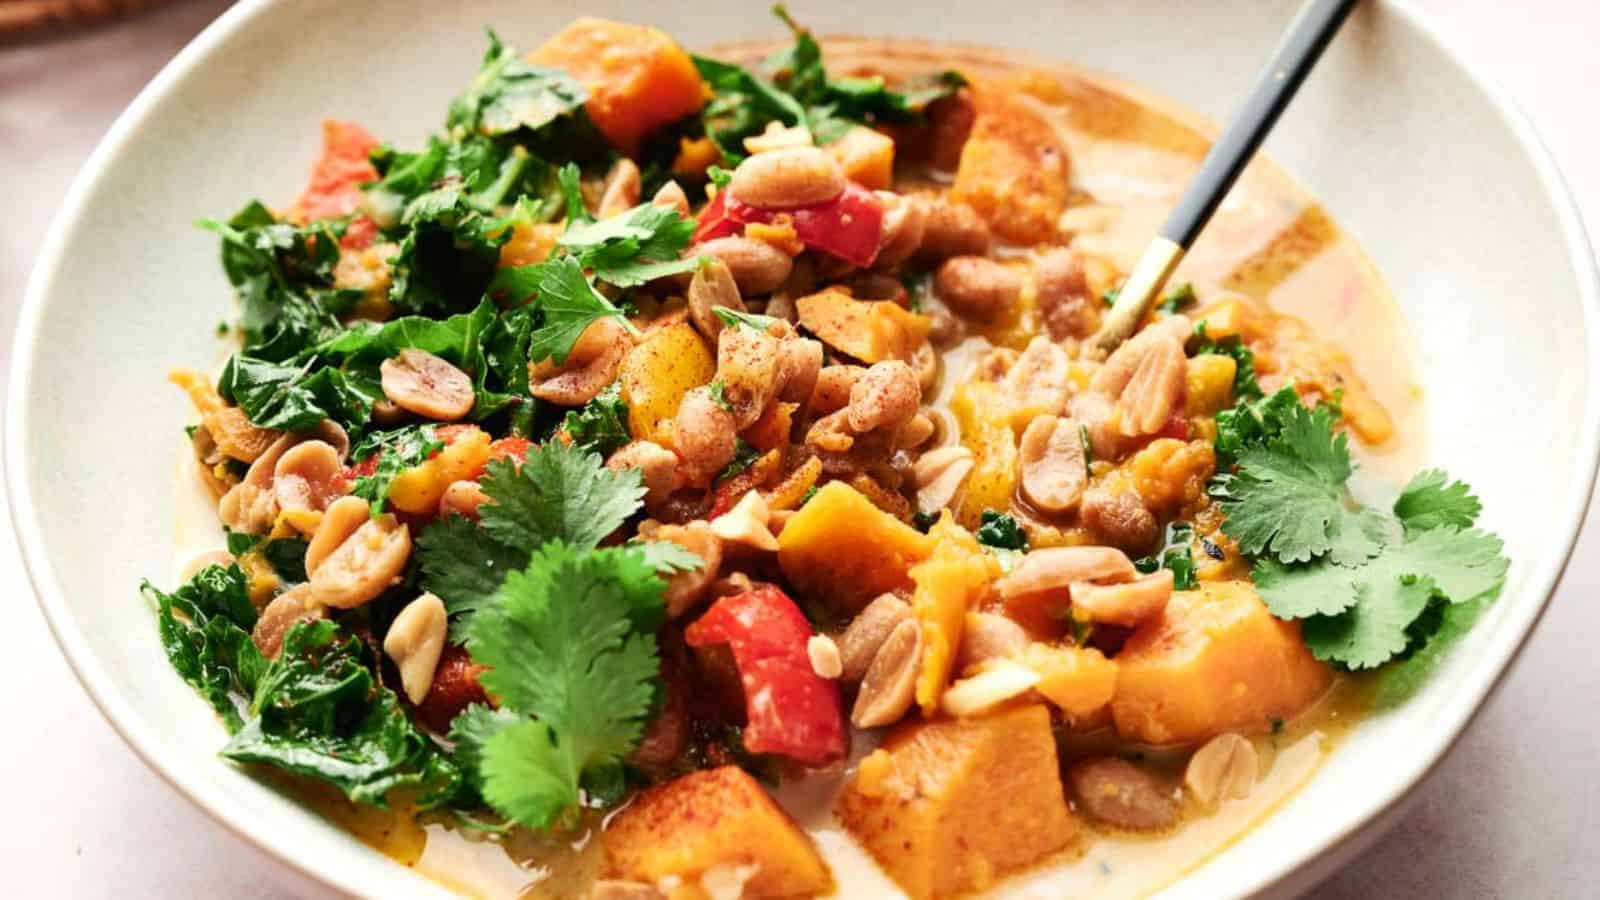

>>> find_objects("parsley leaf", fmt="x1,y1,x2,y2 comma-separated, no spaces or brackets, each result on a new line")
560,382,631,456
465,542,666,831
1134,521,1198,590
446,31,600,159
348,425,444,513
716,438,761,481
975,510,1028,550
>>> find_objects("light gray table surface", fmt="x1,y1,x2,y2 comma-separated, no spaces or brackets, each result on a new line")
2,1,1596,896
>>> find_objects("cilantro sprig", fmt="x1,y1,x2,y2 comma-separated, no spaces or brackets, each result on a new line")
1210,386,1508,676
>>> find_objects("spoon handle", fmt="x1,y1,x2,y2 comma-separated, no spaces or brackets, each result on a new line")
1094,0,1360,354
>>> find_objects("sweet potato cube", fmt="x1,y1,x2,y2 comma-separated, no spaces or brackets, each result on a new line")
797,289,932,364
950,91,1070,245
531,18,708,155
388,427,491,515
619,322,715,445
777,482,934,616
1023,643,1117,720
837,704,1076,899
1111,581,1333,744
827,126,896,190
949,380,1018,529
912,519,1000,713
604,766,831,898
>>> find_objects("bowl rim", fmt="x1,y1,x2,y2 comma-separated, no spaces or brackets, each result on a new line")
7,1,1599,898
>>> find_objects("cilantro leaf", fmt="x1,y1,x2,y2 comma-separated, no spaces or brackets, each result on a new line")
559,202,702,288
478,442,645,551
1212,399,1381,564
348,425,444,513
975,510,1028,550
1213,384,1303,469
417,514,530,638
465,542,665,831
448,703,520,797
560,382,631,456
1133,521,1198,590
446,31,598,158
493,255,639,365
1394,469,1483,533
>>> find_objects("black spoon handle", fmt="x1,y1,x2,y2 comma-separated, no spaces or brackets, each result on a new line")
1094,0,1359,354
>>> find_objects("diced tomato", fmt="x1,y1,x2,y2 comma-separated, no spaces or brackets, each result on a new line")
340,215,379,250
290,119,380,224
684,585,848,767
692,189,740,244
693,181,886,267
432,424,484,448
487,436,532,464
411,645,490,733
1157,412,1190,441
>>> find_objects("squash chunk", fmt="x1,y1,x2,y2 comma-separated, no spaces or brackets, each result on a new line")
619,321,715,444
531,18,708,155
777,482,934,616
827,126,896,190
604,766,831,898
912,517,1001,713
1111,581,1332,744
838,704,1076,899
1023,644,1117,720
950,91,1070,245
950,379,1018,528
797,289,931,363
388,428,491,515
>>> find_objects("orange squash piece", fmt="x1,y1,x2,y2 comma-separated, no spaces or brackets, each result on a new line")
796,289,932,364
604,766,831,898
777,481,934,616
826,125,896,190
1023,643,1118,720
1111,581,1333,744
619,321,715,445
912,517,1001,713
837,704,1077,899
949,379,1018,529
530,18,708,155
950,90,1070,245
387,428,492,515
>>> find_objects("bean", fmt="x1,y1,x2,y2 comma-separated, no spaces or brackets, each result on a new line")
688,258,746,341
606,440,682,506
935,255,1021,321
1067,757,1178,831
697,236,794,296
309,513,412,609
1018,414,1088,513
916,198,991,262
847,360,921,433
597,158,642,219
670,386,738,487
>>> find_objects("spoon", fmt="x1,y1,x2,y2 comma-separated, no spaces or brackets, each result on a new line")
1092,0,1360,354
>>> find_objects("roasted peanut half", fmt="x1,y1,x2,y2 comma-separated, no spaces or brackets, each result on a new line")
837,593,913,681
650,180,691,217
696,236,794,296
438,479,490,520
1067,757,1179,831
743,121,814,155
597,158,641,219
606,440,682,506
709,490,778,552
807,634,843,679
1070,569,1174,627
273,439,345,528
775,337,824,405
728,146,846,209
1090,314,1193,396
852,617,922,728
1018,414,1088,514
687,258,746,341
309,513,412,609
380,348,475,421
941,658,1042,718
651,520,722,618
1004,336,1072,413
217,433,294,535
530,317,632,406
384,592,449,705
847,360,921,434
715,325,782,430
874,192,929,269
997,546,1137,600
251,584,325,660
1185,732,1259,809
911,445,975,514
305,494,370,577
669,386,739,487
1118,334,1186,436
956,612,1030,673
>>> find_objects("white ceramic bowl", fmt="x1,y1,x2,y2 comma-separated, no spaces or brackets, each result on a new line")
10,1,1599,897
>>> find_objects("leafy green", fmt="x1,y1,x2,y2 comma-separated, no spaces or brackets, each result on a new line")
1212,384,1317,475
446,31,600,158
1157,282,1197,316
1211,390,1509,671
1193,323,1263,403
222,619,460,806
1134,521,1198,590
348,425,444,513
558,201,702,288
975,510,1028,550
227,532,310,583
148,567,457,804
216,355,380,433
560,382,631,456
716,439,761,482
491,255,639,365
464,542,669,831
417,441,656,633
146,565,260,730
692,6,963,162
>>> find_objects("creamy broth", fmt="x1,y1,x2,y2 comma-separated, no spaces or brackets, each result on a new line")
170,37,1425,900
